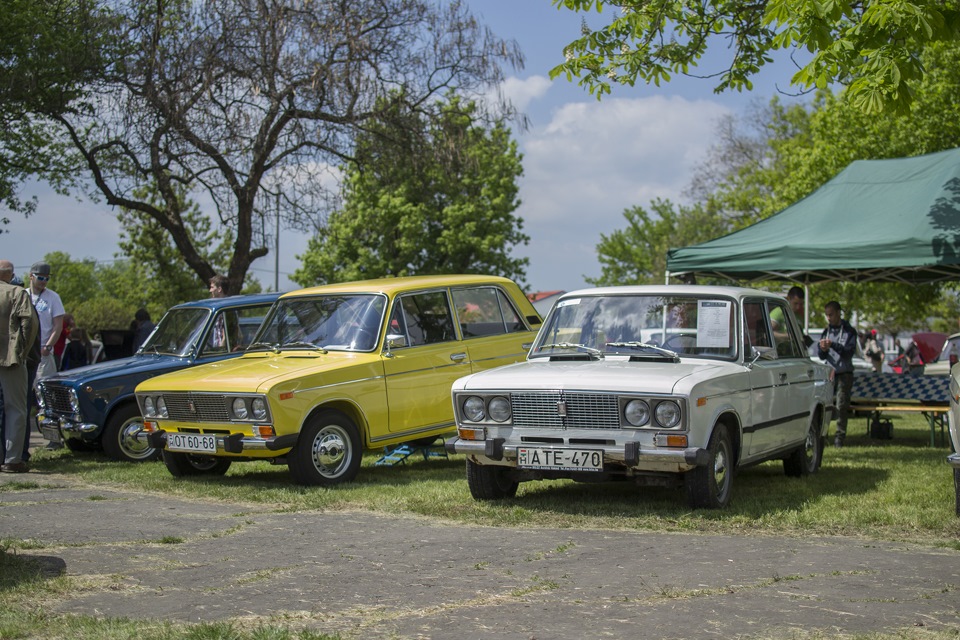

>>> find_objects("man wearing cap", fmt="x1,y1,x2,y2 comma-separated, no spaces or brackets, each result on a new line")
28,262,65,381
0,259,39,472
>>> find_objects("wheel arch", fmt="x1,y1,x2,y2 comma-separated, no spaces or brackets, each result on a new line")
301,399,370,446
713,410,742,469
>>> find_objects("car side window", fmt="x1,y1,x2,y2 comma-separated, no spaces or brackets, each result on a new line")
744,301,773,350
391,291,456,347
768,300,805,358
453,287,526,338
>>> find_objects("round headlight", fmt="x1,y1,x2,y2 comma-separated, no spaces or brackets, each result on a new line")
156,397,168,418
624,399,650,426
69,391,81,414
655,401,681,428
143,397,155,417
462,396,486,422
488,396,511,422
232,397,249,420
252,397,267,420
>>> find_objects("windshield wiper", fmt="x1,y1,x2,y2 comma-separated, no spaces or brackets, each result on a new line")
247,341,280,353
605,341,679,359
282,341,329,353
537,342,604,358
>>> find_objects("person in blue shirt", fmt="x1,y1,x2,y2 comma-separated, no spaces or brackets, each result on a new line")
818,300,858,448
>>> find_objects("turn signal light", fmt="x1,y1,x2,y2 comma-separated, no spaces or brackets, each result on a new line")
254,425,276,438
655,433,688,447
458,427,486,441
142,421,157,433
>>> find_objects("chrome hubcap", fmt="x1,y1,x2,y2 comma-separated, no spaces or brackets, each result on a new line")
312,426,348,477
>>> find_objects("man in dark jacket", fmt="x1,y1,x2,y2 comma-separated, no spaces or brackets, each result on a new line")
818,300,858,448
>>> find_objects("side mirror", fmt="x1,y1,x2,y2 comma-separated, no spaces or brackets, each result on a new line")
748,346,777,366
386,334,407,349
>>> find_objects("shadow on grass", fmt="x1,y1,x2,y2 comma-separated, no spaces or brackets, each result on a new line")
0,549,65,592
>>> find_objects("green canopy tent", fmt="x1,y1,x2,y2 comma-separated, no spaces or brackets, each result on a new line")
666,147,960,285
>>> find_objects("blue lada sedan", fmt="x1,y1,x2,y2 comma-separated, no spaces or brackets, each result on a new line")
37,292,280,462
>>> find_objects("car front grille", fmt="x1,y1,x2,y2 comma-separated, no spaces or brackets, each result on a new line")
511,392,621,429
160,393,230,422
40,384,74,415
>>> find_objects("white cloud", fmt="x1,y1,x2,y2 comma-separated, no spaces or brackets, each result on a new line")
499,75,553,113
513,95,732,293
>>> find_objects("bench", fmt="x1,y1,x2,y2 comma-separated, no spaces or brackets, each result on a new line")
850,373,950,447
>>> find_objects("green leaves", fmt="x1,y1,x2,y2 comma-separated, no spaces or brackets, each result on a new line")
553,0,960,115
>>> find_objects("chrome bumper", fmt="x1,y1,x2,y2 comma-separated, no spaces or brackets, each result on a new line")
38,416,99,443
134,429,297,453
445,437,709,469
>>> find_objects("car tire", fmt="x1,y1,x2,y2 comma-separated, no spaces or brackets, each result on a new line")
954,468,960,517
63,437,99,452
161,450,232,477
287,410,362,486
784,412,823,477
101,404,159,462
466,459,519,500
685,424,734,509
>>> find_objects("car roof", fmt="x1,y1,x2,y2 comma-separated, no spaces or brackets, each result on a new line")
279,275,518,299
557,284,782,299
170,291,283,311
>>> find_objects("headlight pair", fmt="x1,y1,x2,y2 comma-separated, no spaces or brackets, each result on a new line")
461,395,511,423
142,396,168,418
623,398,681,428
232,397,268,421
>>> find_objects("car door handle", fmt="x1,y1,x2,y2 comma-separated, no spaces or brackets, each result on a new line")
779,373,788,383
450,352,467,362
522,342,533,350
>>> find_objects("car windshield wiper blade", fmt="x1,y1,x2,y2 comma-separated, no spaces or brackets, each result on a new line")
605,341,679,359
247,341,281,353
537,342,604,357
282,341,329,353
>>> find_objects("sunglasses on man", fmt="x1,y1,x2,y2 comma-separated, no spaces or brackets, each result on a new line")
32,274,50,282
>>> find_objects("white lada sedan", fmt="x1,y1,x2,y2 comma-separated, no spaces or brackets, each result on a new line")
446,285,834,509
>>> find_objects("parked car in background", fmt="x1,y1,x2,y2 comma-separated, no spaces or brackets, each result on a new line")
446,285,834,509
135,275,542,484
924,332,959,376
946,362,960,516
37,292,280,462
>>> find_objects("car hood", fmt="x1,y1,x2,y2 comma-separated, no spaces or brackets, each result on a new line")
455,358,735,395
135,350,375,394
39,353,190,387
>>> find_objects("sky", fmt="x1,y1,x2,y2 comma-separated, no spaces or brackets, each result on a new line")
1,1,808,296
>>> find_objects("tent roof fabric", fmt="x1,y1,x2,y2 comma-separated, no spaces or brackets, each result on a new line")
666,147,960,284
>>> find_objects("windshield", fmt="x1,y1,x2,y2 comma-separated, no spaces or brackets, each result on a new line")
534,294,738,361
140,308,210,357
252,294,387,352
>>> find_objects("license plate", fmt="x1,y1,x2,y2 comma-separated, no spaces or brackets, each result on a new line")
517,447,602,471
166,433,217,453
40,425,62,443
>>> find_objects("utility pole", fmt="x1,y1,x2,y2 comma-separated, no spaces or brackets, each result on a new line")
275,191,280,291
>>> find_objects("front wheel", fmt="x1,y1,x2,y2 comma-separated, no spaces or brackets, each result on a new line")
954,468,959,517
102,404,159,462
685,424,734,509
784,413,823,477
287,410,362,486
161,450,232,477
466,459,519,500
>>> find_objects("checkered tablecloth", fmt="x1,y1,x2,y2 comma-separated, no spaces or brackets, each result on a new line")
851,372,951,404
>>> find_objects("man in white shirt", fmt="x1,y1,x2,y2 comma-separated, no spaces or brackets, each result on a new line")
28,262,65,381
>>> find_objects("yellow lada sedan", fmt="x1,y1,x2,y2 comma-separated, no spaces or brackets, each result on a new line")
135,275,541,485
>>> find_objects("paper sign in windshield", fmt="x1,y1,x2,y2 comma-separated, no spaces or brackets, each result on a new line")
697,300,731,348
